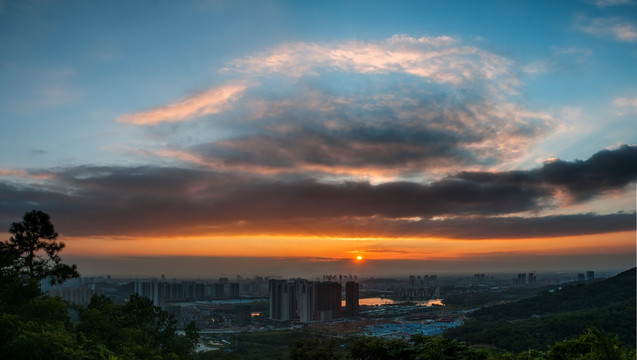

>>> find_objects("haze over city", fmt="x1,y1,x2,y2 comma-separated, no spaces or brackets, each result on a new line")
1,0,636,278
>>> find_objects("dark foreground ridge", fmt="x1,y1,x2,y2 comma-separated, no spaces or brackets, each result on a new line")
444,268,637,352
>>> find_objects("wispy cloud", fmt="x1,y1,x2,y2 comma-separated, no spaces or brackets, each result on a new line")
29,149,47,156
226,35,518,91
594,0,633,7
116,82,248,125
6,66,81,114
574,14,637,42
613,97,637,106
0,168,52,181
613,97,637,113
523,47,592,74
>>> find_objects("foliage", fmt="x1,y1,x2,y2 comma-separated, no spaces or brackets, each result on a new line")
347,329,634,360
466,268,635,320
195,330,307,360
77,294,196,360
349,335,494,360
545,328,636,360
445,268,636,351
446,298,636,352
0,295,85,360
443,287,542,309
2,210,79,285
0,211,197,360
290,337,339,360
184,321,200,353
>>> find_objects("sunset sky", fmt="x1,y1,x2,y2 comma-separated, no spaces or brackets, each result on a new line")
1,1,636,277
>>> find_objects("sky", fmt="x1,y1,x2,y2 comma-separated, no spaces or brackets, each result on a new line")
1,0,636,278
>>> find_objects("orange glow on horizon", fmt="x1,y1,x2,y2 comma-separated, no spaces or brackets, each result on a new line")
60,231,636,261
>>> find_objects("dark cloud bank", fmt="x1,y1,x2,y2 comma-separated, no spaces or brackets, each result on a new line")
1,146,635,239
166,83,553,173
457,145,637,202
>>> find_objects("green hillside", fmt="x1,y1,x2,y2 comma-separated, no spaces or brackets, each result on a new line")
444,268,636,352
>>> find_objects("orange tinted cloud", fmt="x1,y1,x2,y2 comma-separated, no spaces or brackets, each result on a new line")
155,148,404,180
0,168,52,181
117,82,248,125
228,35,517,90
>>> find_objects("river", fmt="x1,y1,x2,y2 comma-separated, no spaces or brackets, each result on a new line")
342,297,444,306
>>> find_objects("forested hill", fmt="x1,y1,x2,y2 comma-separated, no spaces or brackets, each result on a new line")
444,268,636,352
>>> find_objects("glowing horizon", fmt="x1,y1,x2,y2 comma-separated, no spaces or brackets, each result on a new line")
59,231,635,260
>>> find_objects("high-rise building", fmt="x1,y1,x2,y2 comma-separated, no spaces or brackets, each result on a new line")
577,273,586,282
166,282,184,301
269,279,296,321
517,273,527,286
345,281,359,317
134,280,165,308
586,271,595,281
316,281,341,322
229,282,240,298
268,280,284,320
213,282,225,298
48,286,99,305
297,280,317,323
528,273,537,286
182,281,205,300
269,279,342,323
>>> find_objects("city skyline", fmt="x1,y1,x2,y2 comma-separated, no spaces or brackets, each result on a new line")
1,1,636,277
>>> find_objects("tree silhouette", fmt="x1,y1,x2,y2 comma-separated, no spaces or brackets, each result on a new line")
3,210,79,284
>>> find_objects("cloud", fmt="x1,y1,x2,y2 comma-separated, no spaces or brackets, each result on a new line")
234,213,635,240
613,97,637,115
5,66,81,114
0,145,634,239
153,87,553,177
594,0,633,7
29,149,47,155
123,35,552,179
226,35,518,91
0,168,52,181
116,82,248,125
574,14,637,42
456,145,637,202
0,170,631,239
523,47,591,74
613,97,637,107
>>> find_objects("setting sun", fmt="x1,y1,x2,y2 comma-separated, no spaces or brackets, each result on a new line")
356,255,363,261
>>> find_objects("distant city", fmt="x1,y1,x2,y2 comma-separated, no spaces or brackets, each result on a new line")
44,269,606,334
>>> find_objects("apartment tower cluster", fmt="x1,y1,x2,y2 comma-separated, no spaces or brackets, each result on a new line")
269,279,359,322
133,279,242,307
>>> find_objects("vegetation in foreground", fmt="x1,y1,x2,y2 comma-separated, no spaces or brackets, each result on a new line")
0,210,198,359
190,328,635,360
